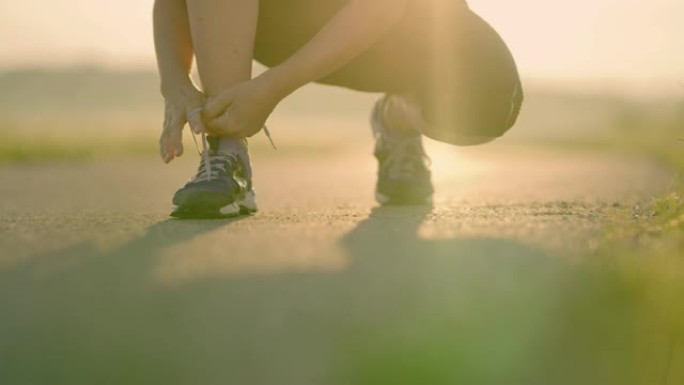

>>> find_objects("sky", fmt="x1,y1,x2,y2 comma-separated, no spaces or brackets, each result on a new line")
1,0,683,84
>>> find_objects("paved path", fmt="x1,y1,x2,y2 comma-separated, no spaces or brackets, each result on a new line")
0,144,674,384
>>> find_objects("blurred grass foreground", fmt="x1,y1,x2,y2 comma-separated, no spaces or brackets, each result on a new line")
0,67,683,384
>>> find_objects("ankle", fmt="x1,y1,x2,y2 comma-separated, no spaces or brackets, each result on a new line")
217,137,248,154
381,94,424,136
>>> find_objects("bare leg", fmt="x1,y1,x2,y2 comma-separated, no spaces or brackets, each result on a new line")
255,0,517,145
185,0,259,180
186,0,258,98
186,0,258,157
170,0,260,220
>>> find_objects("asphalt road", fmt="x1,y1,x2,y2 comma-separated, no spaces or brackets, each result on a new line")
0,144,675,385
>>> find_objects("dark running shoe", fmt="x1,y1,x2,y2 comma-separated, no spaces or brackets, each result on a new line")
371,95,434,205
171,135,257,219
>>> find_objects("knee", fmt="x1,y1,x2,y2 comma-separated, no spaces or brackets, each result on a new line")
383,93,504,146
440,135,498,146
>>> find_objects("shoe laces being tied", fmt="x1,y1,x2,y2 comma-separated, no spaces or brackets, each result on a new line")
188,131,235,182
189,125,277,183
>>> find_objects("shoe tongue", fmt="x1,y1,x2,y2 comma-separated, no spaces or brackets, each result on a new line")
207,136,220,153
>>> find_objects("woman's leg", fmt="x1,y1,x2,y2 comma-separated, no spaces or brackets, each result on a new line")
186,0,258,98
254,0,516,205
255,0,521,145
185,0,258,171
381,94,497,146
170,0,260,219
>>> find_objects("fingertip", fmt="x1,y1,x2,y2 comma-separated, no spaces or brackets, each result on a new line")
188,115,205,135
205,126,219,136
201,103,215,120
203,96,229,120
196,121,207,133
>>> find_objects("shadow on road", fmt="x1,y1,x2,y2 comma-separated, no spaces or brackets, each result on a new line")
0,207,655,385
2,216,244,277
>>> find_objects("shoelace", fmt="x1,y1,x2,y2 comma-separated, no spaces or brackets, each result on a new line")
189,135,235,183
380,136,431,180
190,126,276,182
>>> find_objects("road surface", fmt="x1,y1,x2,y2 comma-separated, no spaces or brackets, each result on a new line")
0,143,675,384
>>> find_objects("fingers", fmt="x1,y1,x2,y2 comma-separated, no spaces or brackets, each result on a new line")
160,136,174,164
171,128,184,157
207,113,240,136
207,115,263,138
160,114,185,164
203,92,233,121
160,135,177,163
159,85,210,163
187,108,206,135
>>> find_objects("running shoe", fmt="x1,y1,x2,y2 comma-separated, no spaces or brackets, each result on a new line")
171,135,257,219
371,95,434,205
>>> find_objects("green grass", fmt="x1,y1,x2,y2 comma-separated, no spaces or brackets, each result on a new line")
0,135,158,163
0,118,356,164
582,108,684,384
0,114,160,163
0,134,358,163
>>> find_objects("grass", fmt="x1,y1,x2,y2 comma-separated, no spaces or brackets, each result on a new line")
0,114,160,163
0,134,361,163
0,119,359,164
0,135,158,163
0,138,366,165
583,106,684,384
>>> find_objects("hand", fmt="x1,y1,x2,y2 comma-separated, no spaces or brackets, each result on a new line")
159,83,207,163
202,78,279,138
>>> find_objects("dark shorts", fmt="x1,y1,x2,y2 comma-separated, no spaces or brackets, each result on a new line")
254,0,523,143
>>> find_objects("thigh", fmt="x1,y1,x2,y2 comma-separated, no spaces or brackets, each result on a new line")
254,0,347,77
255,0,523,139
254,0,467,93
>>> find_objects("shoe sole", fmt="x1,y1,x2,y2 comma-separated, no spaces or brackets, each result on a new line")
171,190,257,219
375,191,433,206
